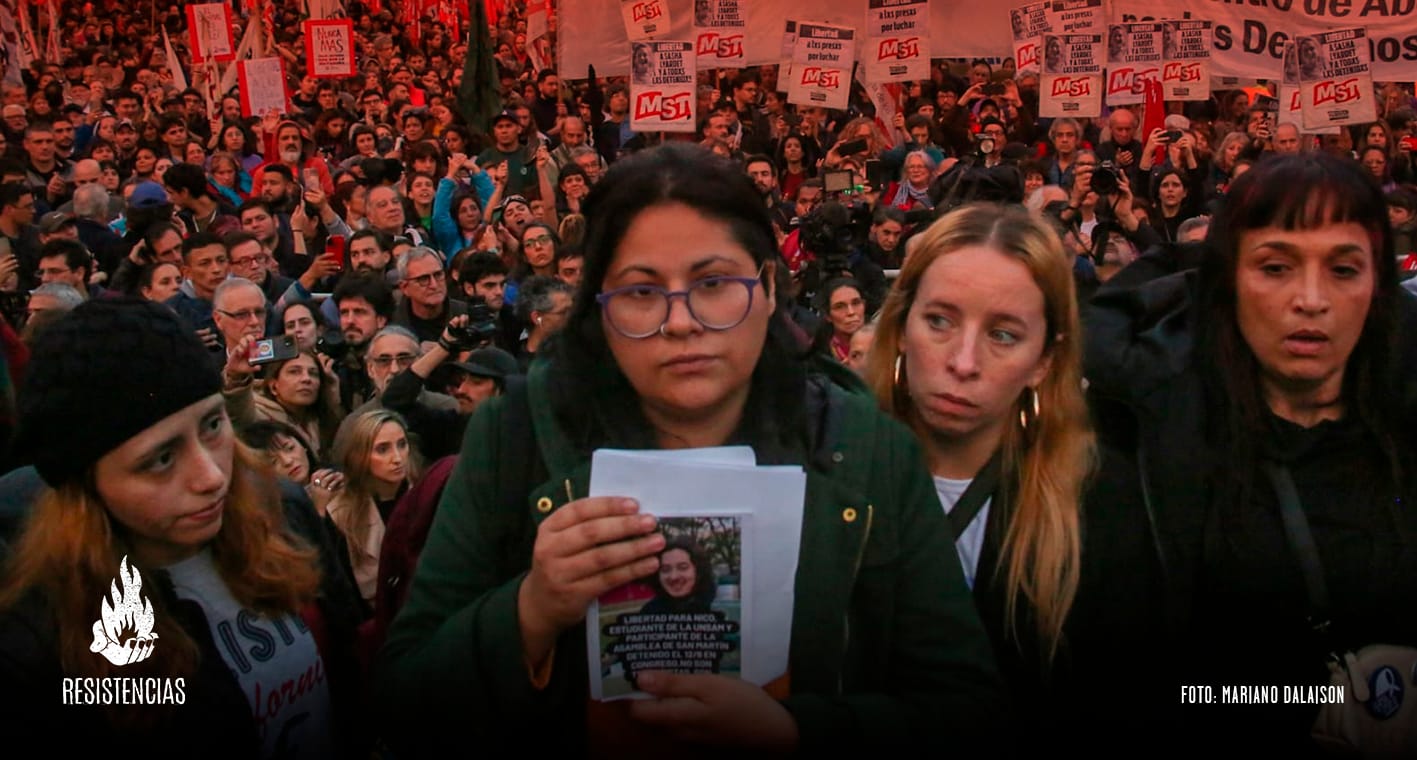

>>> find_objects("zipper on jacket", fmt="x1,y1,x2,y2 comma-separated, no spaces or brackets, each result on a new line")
838,503,874,695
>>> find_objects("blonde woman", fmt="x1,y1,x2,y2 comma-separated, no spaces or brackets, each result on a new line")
865,203,1094,739
325,409,423,606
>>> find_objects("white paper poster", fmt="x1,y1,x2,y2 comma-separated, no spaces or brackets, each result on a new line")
787,22,855,110
304,20,355,79
630,40,697,133
1009,1,1050,78
1046,0,1102,35
1278,41,1337,134
865,0,928,84
238,57,290,118
620,0,670,41
1296,27,1377,131
693,0,747,68
187,3,235,64
1041,33,1102,118
1105,22,1162,106
1161,20,1212,102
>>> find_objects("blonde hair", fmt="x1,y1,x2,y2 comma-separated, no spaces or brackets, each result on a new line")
864,203,1095,662
328,409,424,553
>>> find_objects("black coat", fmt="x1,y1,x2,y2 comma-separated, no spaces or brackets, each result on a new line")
1073,243,1417,750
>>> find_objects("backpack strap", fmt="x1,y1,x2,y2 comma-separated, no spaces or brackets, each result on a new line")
948,451,1002,541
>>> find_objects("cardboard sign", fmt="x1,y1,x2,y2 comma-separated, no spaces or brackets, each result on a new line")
786,22,855,110
693,0,747,68
621,0,670,41
1296,28,1377,130
187,3,235,64
865,0,928,83
238,57,291,118
629,40,696,133
1161,20,1212,102
1010,1,1050,78
1105,22,1162,106
304,19,356,78
1041,33,1102,118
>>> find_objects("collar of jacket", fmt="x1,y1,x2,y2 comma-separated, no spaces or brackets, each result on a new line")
518,355,880,693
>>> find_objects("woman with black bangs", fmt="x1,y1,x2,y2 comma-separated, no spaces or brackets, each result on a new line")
1077,153,1417,750
378,143,1005,754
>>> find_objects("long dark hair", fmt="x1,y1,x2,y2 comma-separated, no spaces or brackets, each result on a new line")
543,143,808,454
646,539,716,605
1198,153,1406,498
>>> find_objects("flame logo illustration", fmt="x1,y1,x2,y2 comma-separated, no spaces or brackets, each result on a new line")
90,556,158,666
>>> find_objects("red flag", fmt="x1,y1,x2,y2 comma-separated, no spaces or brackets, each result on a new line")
1141,78,1166,167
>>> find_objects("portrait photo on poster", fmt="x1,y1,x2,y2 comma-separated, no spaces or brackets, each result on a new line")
593,515,745,700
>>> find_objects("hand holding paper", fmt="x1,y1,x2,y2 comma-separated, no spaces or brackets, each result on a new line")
628,671,798,750
518,496,665,664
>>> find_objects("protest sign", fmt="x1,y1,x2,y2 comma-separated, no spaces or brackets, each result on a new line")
1278,41,1338,134
187,3,235,64
629,40,697,133
864,0,927,83
1296,27,1377,130
1105,22,1162,106
693,0,747,68
237,57,291,118
787,22,855,110
1041,33,1102,118
1010,1,1050,77
1047,0,1103,34
303,20,356,79
1161,20,1212,101
621,0,670,40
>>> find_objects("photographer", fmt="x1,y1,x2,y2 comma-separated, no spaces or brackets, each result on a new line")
792,201,889,315
381,315,519,460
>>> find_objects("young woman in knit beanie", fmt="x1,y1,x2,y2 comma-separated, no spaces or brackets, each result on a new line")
0,298,359,757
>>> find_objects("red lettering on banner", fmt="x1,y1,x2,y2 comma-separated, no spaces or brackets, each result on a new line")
1163,62,1202,83
1312,78,1361,107
634,91,692,121
798,67,842,89
632,1,662,22
1108,68,1158,95
1289,90,1302,110
696,32,743,58
1050,77,1093,97
876,37,920,61
1017,43,1039,70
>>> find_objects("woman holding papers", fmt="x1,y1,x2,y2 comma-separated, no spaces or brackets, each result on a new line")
378,144,1006,753
865,204,1095,744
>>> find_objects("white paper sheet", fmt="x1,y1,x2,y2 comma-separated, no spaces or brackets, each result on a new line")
586,449,806,700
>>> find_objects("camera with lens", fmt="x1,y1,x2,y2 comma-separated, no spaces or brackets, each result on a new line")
1090,160,1120,196
315,328,350,362
975,132,997,157
446,296,499,349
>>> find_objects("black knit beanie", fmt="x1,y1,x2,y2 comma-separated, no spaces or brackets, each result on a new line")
17,298,223,487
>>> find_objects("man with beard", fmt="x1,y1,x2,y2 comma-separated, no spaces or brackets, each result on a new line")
330,272,396,410
348,229,395,279
252,118,335,198
112,119,139,164
744,154,793,234
50,116,76,162
456,250,520,353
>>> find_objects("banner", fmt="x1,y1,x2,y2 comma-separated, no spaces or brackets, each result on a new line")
304,19,356,78
1161,20,1212,101
1041,33,1102,118
621,0,670,41
864,0,927,83
188,3,236,64
694,0,747,68
237,57,290,117
561,0,1417,83
1010,1,1050,77
1105,22,1161,106
787,22,855,110
1297,28,1377,131
630,40,696,132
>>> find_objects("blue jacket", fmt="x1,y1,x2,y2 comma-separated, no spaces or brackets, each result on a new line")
431,175,495,258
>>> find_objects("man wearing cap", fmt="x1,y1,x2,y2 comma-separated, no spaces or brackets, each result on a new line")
37,211,78,245
476,110,537,197
113,119,140,163
381,315,520,460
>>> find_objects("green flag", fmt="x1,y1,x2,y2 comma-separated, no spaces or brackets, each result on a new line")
457,0,502,137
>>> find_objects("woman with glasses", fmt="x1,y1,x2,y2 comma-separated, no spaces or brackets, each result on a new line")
812,278,868,364
513,221,559,285
378,143,1005,754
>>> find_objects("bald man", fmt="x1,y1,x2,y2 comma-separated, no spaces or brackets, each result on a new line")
58,159,124,220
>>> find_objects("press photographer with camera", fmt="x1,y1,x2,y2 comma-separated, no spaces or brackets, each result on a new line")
380,314,519,460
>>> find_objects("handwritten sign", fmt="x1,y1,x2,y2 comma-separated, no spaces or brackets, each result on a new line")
238,57,291,118
187,3,235,64
304,20,355,79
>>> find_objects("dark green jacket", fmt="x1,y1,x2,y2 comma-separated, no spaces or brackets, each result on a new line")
376,360,1006,753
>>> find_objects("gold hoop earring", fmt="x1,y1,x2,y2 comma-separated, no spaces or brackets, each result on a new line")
1019,387,1041,430
894,354,903,386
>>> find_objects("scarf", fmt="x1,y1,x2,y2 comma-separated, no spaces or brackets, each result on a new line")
892,180,933,210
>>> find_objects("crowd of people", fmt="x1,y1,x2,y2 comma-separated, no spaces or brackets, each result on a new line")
0,0,1414,755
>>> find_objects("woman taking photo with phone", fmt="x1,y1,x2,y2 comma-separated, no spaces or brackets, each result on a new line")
0,299,355,755
865,203,1094,746
1081,153,1417,749
377,143,1004,754
223,342,345,458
